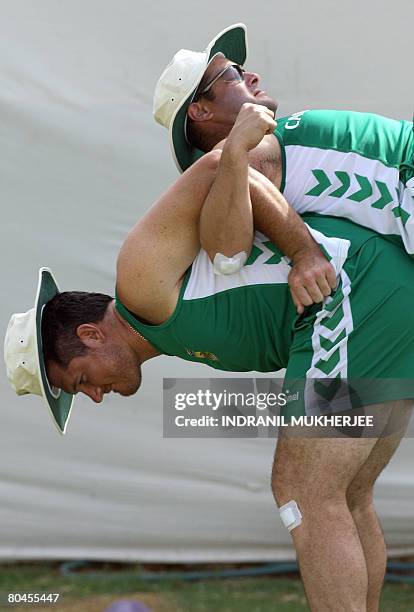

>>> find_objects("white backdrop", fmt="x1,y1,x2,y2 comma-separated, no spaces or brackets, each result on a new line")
1,0,413,561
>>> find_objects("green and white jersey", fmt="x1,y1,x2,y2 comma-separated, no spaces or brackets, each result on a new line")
116,216,414,410
275,110,414,251
115,224,350,373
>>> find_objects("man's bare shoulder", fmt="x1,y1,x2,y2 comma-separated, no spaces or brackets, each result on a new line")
115,154,219,323
117,221,166,296
116,224,154,310
116,226,181,324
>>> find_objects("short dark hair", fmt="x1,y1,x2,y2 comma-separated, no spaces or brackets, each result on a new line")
41,291,112,367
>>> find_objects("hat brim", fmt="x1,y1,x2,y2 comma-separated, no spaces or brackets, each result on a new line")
35,268,74,434
170,23,248,173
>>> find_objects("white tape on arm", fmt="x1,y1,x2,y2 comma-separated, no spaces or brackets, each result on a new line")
213,251,247,275
279,500,302,532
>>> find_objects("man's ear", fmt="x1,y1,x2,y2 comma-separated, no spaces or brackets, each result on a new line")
187,101,214,123
76,324,105,348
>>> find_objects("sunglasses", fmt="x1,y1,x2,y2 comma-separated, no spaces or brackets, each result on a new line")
194,64,245,99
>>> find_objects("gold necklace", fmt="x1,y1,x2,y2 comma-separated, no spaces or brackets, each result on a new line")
113,301,149,343
125,319,148,343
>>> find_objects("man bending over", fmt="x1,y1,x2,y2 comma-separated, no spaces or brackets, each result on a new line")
5,106,414,612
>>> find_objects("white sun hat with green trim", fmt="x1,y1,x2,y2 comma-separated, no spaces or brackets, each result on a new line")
153,23,248,173
4,267,74,435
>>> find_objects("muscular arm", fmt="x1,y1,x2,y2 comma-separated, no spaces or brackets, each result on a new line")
200,146,253,259
201,104,337,312
210,121,324,263
199,104,275,262
116,152,219,319
202,140,326,264
248,169,337,311
117,106,335,319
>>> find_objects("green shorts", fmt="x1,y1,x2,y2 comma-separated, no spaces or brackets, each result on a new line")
283,218,414,418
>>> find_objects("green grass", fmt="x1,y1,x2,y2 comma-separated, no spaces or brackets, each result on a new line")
0,562,413,611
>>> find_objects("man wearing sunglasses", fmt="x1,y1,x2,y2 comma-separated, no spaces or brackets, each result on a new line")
6,54,414,610
153,24,414,315
152,23,414,612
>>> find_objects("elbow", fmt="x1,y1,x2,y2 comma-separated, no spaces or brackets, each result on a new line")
202,230,253,267
201,236,252,275
202,234,253,265
212,250,249,275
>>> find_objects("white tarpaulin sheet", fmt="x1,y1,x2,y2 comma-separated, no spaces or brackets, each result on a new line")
0,1,413,561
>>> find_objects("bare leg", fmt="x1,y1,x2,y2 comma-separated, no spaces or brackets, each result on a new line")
346,401,413,612
273,436,372,611
271,401,412,612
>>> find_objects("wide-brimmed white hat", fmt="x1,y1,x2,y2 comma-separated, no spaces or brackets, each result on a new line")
4,267,74,434
153,23,248,173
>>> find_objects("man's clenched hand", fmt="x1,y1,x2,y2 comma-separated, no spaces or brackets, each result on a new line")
225,103,277,153
288,246,337,314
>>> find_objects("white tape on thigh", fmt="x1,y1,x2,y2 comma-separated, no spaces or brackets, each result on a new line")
279,500,302,532
213,251,247,275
